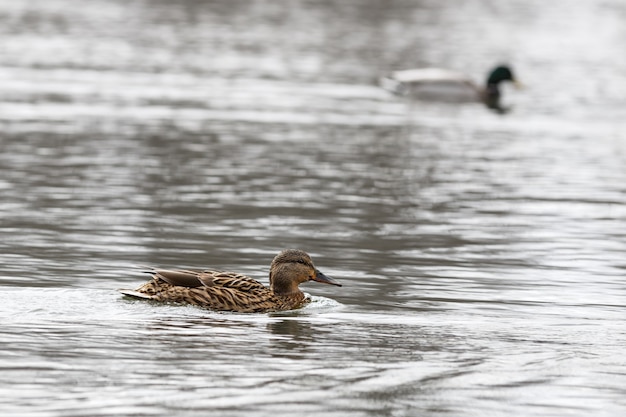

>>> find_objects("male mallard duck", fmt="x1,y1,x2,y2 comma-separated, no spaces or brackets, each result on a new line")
380,65,520,111
119,249,341,313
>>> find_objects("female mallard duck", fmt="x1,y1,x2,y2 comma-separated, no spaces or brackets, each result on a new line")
119,249,341,313
381,65,519,111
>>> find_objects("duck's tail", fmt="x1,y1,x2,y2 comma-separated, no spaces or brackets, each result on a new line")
118,289,153,299
379,75,406,95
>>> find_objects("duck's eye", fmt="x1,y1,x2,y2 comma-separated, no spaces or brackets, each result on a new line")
296,259,307,265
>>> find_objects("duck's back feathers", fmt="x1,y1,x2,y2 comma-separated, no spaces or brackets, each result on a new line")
382,67,479,102
389,67,473,85
197,271,268,292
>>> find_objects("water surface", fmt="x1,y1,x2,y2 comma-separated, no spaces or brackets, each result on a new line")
1,0,625,416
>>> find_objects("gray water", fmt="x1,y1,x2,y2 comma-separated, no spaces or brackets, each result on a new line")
1,0,626,416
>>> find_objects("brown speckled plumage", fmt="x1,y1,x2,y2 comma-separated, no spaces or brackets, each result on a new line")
119,249,341,313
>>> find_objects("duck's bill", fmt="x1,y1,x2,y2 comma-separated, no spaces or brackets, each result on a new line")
512,79,524,89
313,269,342,287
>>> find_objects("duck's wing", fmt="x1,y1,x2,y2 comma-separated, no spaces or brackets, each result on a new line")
385,68,480,102
147,268,267,291
150,268,204,288
147,271,276,312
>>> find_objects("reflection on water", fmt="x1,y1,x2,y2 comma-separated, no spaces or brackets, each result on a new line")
1,0,626,416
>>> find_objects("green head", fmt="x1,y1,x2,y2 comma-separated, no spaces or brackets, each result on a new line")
487,65,515,85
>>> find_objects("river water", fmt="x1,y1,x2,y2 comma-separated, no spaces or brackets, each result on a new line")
1,0,625,416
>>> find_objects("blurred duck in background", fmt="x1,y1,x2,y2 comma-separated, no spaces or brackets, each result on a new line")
381,65,520,112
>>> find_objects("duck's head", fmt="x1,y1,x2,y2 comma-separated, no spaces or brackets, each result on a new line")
486,65,517,86
484,65,521,112
269,249,341,295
